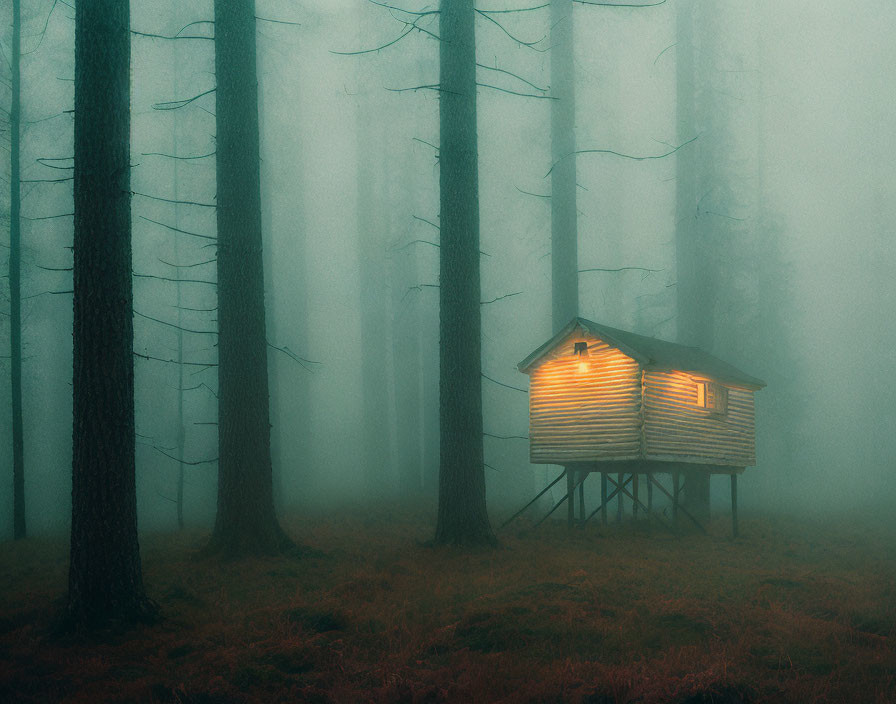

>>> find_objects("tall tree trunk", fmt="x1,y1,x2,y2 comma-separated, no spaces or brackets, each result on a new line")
256,44,284,512
420,321,440,498
550,0,578,333
9,0,25,540
357,91,393,498
261,154,283,513
176,279,185,529
175,224,185,529
67,0,153,625
549,0,579,515
675,0,710,521
210,0,290,554
172,51,186,530
675,0,711,350
390,246,423,496
434,0,493,545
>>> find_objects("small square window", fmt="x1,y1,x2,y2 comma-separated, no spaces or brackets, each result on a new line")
696,381,728,414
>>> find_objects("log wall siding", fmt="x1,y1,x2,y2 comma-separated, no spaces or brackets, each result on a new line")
528,335,642,463
642,370,755,466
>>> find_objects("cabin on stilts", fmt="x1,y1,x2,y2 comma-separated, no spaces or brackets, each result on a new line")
507,318,765,536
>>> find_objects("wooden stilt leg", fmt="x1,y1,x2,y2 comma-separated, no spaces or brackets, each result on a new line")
566,468,574,530
633,474,639,519
731,473,738,538
601,473,608,526
616,473,624,522
578,471,586,527
673,472,680,528
647,473,653,517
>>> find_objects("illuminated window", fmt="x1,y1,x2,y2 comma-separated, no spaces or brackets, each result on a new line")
696,381,728,414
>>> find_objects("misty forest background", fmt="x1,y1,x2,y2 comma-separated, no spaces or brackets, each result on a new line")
1,0,895,540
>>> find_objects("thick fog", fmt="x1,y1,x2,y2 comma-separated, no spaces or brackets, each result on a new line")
1,0,894,537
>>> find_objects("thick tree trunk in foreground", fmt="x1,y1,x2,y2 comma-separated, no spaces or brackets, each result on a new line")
551,0,578,333
9,0,25,540
434,0,493,545
210,0,290,555
67,0,154,626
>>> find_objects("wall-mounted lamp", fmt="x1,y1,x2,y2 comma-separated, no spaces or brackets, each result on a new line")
574,341,589,374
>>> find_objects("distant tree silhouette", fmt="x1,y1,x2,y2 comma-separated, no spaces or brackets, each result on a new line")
355,78,395,498
207,0,292,555
674,0,711,519
8,0,25,540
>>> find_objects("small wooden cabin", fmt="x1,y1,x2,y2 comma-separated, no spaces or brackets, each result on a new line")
518,318,765,470
513,318,765,534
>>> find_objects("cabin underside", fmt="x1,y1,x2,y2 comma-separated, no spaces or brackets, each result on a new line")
560,459,746,476
503,460,743,537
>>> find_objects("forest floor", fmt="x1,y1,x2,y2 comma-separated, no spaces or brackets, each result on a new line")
0,506,894,704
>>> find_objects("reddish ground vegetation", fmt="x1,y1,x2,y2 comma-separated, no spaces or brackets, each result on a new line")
0,508,894,703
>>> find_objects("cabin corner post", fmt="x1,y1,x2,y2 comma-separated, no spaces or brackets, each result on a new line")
578,469,586,526
616,472,624,522
647,473,653,517
600,473,608,525
635,368,646,525
644,472,653,534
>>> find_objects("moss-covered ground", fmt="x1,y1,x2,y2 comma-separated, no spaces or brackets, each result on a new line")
1,508,893,703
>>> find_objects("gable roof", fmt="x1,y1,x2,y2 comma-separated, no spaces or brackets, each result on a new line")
517,317,766,389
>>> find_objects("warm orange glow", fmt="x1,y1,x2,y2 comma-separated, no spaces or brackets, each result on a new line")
528,333,642,464
643,369,754,465
523,332,756,466
574,340,589,374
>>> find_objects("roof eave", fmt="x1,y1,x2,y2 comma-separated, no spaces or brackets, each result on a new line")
577,319,651,366
517,317,768,389
517,318,582,373
517,317,650,373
